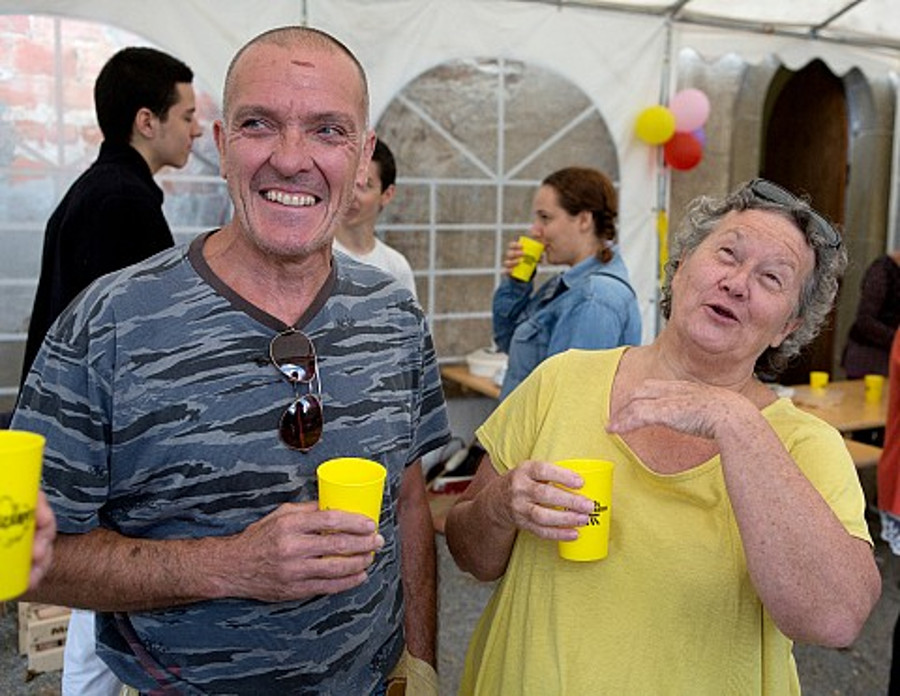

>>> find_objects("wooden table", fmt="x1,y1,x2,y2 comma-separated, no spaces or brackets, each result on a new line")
440,367,889,431
788,379,888,433
843,438,883,469
440,364,501,400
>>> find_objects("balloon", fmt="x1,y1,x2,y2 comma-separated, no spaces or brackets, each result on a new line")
670,88,710,132
691,127,706,147
664,132,703,171
634,105,675,145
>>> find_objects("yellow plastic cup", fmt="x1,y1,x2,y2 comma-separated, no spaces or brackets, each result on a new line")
864,374,885,403
555,459,614,562
0,430,45,600
510,236,545,282
317,458,387,527
809,371,829,389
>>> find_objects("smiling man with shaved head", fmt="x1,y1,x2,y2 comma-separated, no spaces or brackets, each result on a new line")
14,26,449,695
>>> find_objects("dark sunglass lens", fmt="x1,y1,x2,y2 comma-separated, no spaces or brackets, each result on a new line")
753,180,790,205
279,395,323,451
271,332,316,381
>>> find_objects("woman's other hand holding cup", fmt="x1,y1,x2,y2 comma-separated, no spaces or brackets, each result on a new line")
491,460,593,541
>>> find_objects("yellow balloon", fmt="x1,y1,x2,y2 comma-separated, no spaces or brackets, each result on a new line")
635,105,676,145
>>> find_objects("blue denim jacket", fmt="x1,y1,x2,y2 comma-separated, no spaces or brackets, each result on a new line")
493,249,641,399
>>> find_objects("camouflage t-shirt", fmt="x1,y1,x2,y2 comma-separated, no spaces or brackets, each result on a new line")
13,232,450,695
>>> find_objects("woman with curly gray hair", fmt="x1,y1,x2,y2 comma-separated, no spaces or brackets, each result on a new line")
660,178,848,378
446,178,879,695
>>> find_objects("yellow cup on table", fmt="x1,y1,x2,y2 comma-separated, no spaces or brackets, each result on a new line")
809,371,829,389
864,374,885,404
0,430,45,601
510,236,545,282
555,459,614,562
317,458,387,527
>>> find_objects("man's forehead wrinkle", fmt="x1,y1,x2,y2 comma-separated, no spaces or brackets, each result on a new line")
291,59,315,68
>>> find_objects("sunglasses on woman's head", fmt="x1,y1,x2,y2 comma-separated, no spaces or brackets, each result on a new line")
270,329,323,451
747,178,842,249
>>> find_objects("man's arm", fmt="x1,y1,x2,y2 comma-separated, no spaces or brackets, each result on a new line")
397,461,437,666
23,502,383,610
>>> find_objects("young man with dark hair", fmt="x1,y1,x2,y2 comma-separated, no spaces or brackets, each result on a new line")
333,137,418,297
18,45,202,696
20,46,202,385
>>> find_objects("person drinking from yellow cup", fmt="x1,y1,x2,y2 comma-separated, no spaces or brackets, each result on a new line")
446,179,879,695
492,167,642,400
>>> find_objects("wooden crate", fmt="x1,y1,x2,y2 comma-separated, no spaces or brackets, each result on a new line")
17,602,71,673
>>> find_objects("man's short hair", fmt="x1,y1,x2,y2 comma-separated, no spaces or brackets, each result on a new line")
223,26,369,122
372,139,397,192
94,47,194,146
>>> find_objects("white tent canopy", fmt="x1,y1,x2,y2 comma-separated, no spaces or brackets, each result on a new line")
554,0,900,51
3,0,898,109
592,0,900,48
0,0,896,343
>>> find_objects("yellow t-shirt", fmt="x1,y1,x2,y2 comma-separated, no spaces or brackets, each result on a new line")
462,348,870,696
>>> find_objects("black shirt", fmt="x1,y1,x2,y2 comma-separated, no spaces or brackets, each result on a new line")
21,141,174,385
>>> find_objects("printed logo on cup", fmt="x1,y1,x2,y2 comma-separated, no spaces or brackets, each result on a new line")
0,496,35,549
588,500,609,526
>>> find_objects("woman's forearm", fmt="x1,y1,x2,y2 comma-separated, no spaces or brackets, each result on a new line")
445,461,518,581
717,415,880,646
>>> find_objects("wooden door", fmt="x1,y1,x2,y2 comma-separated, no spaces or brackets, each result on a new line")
762,59,847,386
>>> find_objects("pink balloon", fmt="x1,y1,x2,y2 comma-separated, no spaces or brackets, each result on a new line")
670,89,710,132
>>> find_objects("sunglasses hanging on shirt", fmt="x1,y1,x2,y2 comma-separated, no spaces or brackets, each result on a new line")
269,328,324,452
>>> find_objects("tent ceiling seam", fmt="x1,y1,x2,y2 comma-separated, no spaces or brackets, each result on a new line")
524,0,900,54
812,0,865,34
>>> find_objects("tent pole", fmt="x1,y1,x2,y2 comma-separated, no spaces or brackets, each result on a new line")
889,73,900,254
654,18,674,337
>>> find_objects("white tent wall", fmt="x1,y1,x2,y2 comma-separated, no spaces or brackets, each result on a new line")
0,1,303,97
308,0,668,341
0,0,898,401
0,0,672,353
675,21,900,77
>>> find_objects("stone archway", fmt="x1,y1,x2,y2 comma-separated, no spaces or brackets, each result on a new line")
372,57,620,361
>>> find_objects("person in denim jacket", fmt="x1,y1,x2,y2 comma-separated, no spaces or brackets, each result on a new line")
493,167,641,399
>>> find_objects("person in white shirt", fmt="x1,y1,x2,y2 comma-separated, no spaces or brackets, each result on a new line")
333,138,418,298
